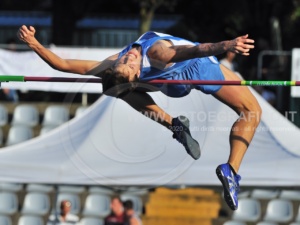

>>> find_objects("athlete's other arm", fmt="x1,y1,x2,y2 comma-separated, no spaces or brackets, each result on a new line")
17,25,118,77
148,34,254,66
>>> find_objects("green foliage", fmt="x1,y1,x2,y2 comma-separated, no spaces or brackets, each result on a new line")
291,7,300,21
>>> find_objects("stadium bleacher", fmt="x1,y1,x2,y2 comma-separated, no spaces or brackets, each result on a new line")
0,102,86,147
0,181,300,225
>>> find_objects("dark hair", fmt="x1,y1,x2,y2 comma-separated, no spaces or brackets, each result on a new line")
123,200,134,210
111,195,123,204
101,68,139,98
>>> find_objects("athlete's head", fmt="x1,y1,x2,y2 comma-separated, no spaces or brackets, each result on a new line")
102,45,142,97
113,44,142,82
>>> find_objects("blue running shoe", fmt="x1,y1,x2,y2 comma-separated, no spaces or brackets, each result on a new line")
216,163,241,210
170,115,201,160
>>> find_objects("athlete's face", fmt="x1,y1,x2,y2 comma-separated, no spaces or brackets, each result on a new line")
114,46,142,81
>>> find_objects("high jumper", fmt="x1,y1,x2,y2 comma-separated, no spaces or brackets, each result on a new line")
18,25,261,210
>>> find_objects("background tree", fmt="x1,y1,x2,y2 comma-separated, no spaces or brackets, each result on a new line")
135,0,178,35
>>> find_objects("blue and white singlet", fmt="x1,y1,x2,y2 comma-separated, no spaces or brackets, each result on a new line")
118,31,225,97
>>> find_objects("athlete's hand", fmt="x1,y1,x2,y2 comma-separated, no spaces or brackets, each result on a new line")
17,25,36,45
229,34,254,56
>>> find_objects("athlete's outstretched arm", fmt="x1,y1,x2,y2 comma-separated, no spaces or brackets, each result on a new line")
148,34,254,64
17,25,118,77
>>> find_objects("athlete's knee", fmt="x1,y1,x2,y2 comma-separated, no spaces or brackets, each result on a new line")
239,100,262,126
250,101,262,126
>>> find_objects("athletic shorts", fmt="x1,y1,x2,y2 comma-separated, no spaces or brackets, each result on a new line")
157,56,225,98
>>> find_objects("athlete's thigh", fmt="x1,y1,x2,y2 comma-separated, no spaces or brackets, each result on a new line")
213,65,259,113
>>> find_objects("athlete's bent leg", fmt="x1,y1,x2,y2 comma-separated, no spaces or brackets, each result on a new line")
121,91,201,159
214,65,262,172
121,91,173,128
214,65,261,210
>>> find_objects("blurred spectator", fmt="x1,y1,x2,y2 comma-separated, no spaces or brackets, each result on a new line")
123,200,142,225
0,38,19,102
220,51,243,79
1,88,19,103
220,51,239,72
48,200,79,225
104,196,126,225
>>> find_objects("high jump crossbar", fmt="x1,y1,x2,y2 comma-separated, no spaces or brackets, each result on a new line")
0,75,300,86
